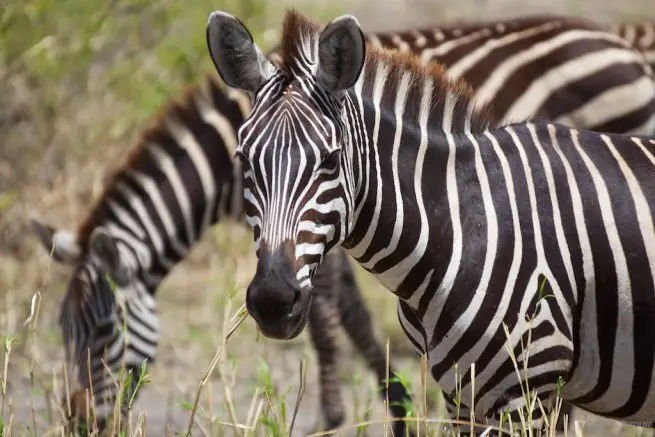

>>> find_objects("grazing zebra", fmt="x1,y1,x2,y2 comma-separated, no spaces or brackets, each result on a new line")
610,21,655,70
30,79,411,435
31,12,654,433
207,9,655,434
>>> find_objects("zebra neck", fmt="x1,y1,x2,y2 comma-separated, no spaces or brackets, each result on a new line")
342,70,486,299
92,156,244,283
77,76,250,284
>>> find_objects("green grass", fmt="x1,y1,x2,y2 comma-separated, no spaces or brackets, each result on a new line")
2,0,655,436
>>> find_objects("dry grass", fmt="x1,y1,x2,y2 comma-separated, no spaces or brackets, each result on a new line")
2,0,655,435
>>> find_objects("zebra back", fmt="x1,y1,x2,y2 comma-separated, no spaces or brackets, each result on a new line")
366,15,655,134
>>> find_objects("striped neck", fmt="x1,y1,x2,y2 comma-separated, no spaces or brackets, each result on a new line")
75,77,249,282
341,46,493,295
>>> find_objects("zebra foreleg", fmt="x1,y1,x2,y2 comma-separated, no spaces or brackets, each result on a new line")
306,284,346,433
335,250,415,437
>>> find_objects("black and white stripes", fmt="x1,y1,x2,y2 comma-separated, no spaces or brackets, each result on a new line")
362,16,655,135
30,10,655,435
30,77,412,434
610,21,655,70
209,9,655,433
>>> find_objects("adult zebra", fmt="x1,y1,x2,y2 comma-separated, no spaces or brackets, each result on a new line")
29,79,412,435
31,12,655,434
206,9,655,434
610,21,655,70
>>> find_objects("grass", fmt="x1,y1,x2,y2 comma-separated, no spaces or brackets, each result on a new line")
2,0,655,435
0,252,585,437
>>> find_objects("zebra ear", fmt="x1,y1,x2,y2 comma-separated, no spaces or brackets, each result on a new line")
316,15,366,94
29,219,81,264
89,228,130,287
206,11,274,94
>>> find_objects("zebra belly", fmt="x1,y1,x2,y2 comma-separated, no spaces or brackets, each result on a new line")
422,291,573,422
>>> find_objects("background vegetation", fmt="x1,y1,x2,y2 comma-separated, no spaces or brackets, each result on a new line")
1,0,655,435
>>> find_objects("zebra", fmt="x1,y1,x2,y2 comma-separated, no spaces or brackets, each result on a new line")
31,12,655,433
29,78,412,435
610,21,655,71
206,8,655,434
350,14,655,135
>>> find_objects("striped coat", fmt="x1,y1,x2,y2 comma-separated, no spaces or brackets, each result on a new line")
31,12,655,435
207,9,655,433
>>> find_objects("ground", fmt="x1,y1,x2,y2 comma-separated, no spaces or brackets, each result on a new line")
1,0,655,435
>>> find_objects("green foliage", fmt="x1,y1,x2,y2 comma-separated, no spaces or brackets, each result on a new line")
0,0,273,140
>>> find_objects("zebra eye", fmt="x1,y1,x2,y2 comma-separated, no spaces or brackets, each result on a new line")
320,150,341,169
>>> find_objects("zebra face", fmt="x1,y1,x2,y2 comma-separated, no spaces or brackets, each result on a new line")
30,221,132,393
207,11,365,339
236,110,348,339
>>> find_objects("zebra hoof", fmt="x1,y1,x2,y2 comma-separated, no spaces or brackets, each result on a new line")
303,422,338,437
322,406,345,434
391,421,414,437
300,411,342,436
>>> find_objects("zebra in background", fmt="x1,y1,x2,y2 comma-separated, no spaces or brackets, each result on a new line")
354,15,655,134
207,8,655,434
31,11,655,434
610,21,655,70
29,79,412,436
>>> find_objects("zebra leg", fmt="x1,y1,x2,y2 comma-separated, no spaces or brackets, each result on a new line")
335,250,414,437
307,255,346,433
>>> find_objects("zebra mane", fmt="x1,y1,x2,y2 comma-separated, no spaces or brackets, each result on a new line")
364,45,496,130
409,14,595,37
278,10,322,75
278,10,496,131
74,75,226,252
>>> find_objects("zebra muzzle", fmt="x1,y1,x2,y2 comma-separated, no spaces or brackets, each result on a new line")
246,244,313,340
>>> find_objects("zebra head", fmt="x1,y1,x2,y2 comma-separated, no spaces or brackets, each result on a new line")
30,219,143,424
207,11,365,339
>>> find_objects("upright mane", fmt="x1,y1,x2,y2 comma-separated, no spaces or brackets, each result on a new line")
276,10,498,131
277,10,322,75
364,44,497,129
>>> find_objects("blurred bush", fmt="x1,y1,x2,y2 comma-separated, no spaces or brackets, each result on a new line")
0,0,344,257
0,0,270,133
0,0,275,255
